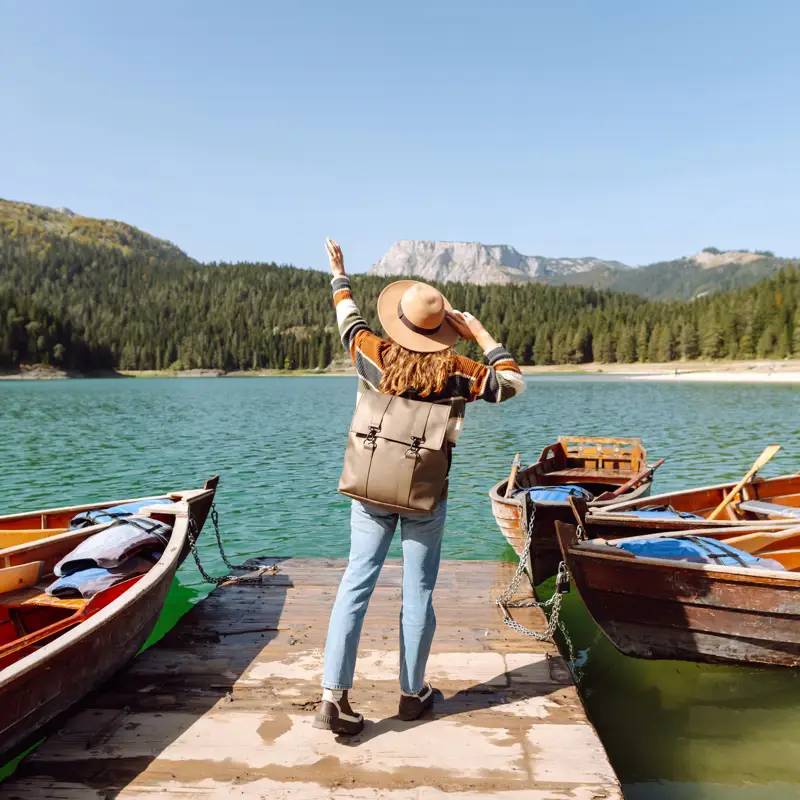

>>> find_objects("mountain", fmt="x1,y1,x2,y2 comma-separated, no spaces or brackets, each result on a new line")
0,199,191,263
369,240,630,285
370,240,793,300
2,204,799,372
551,251,792,301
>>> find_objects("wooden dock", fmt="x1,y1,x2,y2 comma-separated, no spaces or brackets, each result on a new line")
5,558,620,799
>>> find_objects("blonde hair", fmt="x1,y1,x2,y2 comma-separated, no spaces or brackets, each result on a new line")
379,341,455,398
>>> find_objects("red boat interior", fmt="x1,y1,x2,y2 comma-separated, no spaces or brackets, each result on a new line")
0,576,143,670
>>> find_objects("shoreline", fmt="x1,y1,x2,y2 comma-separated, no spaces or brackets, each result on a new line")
3,360,800,383
520,359,800,383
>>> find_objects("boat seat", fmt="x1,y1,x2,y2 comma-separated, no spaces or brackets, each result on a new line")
1,585,87,611
547,468,633,481
737,500,800,519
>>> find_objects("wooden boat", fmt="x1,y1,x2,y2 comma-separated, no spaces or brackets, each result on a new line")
594,473,800,536
555,512,800,668
0,477,218,759
490,436,656,584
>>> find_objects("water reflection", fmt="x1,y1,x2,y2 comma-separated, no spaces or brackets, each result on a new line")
539,577,800,797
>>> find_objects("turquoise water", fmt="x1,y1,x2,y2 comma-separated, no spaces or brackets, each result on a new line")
2,375,800,796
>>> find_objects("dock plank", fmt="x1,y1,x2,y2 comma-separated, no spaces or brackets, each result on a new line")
6,558,620,799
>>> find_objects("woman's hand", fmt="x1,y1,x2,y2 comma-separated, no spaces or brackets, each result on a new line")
326,238,345,277
447,311,497,352
447,311,486,341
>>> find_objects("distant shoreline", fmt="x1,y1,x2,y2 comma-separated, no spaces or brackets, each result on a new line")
3,360,800,383
520,359,800,383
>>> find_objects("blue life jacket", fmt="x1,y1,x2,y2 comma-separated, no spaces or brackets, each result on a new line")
525,485,594,504
55,516,171,577
617,535,785,570
69,499,172,529
46,553,162,599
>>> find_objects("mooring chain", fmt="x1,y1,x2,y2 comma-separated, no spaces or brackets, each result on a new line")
188,503,277,586
495,502,578,673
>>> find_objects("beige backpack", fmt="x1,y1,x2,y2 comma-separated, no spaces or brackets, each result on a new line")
338,391,452,514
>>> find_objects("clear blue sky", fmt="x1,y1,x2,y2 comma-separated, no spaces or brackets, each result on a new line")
2,0,798,271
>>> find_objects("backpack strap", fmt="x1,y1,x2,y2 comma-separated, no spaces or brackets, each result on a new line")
394,401,434,509
352,393,393,499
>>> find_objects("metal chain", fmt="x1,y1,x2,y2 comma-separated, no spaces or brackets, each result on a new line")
188,503,277,585
495,501,579,676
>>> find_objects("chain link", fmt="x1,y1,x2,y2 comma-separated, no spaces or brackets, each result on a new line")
495,500,579,678
188,503,277,586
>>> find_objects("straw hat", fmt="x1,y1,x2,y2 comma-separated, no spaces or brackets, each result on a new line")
377,280,459,353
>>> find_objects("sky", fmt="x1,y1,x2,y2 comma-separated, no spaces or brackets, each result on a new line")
1,0,798,272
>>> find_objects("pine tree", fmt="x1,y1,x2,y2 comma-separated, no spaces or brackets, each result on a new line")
616,325,636,364
680,323,699,359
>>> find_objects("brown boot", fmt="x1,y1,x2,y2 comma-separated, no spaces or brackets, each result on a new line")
398,682,436,721
313,689,364,735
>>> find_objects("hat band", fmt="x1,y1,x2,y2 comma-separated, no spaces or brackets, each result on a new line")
397,302,442,335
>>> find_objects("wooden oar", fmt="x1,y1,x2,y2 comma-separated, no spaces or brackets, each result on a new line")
504,454,521,499
720,524,800,553
708,444,782,521
595,458,666,502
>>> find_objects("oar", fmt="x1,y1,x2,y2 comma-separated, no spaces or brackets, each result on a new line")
708,444,782,521
722,525,800,554
504,453,521,499
595,458,666,503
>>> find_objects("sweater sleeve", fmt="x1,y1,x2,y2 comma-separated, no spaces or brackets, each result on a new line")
453,345,526,403
331,276,385,378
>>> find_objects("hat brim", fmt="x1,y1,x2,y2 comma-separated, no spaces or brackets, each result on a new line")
377,280,460,353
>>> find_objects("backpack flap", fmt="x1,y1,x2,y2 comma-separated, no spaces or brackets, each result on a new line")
340,392,451,513
349,392,449,450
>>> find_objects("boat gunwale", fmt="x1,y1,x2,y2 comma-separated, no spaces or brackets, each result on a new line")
599,472,800,516
564,529,800,585
0,494,172,525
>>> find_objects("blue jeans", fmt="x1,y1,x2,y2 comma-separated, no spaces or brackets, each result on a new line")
322,499,447,694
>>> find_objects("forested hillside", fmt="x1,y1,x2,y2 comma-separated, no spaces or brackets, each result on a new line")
1,228,799,373
551,253,789,301
0,199,191,264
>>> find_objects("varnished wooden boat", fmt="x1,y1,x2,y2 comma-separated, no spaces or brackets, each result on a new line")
594,473,800,536
0,477,218,759
490,436,655,584
555,515,800,667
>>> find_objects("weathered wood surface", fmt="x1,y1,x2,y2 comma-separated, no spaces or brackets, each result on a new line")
6,557,620,799
556,521,800,668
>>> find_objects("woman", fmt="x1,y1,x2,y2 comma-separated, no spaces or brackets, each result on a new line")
315,239,525,735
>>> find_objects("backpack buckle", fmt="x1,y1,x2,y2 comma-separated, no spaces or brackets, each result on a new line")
364,425,379,449
406,436,424,458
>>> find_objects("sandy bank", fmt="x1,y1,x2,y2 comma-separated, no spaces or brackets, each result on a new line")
520,360,800,383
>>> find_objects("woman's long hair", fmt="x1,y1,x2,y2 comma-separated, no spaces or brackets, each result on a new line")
379,340,455,398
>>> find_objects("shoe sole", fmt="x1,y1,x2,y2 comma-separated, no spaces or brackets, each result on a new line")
313,713,364,735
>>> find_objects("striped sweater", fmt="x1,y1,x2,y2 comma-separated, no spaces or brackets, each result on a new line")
332,276,525,442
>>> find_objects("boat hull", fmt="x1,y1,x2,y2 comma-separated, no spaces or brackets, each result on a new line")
491,482,653,584
555,521,800,668
0,549,175,758
0,480,217,760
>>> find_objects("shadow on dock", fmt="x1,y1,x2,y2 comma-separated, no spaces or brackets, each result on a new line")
8,557,621,799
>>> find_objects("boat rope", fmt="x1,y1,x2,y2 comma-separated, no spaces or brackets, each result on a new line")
188,503,277,585
495,502,578,673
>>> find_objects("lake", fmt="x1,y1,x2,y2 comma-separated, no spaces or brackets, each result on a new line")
2,375,800,797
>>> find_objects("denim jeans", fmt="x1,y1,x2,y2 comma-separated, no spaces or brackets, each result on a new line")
322,499,447,694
